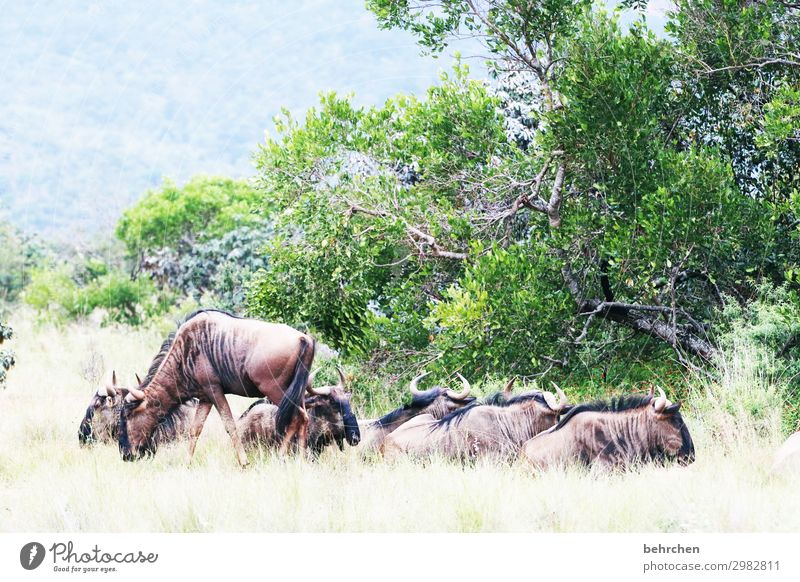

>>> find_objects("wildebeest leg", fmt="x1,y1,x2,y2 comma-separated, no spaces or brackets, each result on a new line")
208,387,250,468
186,401,212,464
278,407,309,456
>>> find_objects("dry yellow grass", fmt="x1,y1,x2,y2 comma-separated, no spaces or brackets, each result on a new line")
1,316,798,532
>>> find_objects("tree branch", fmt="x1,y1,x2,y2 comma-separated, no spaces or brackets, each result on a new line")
345,202,468,260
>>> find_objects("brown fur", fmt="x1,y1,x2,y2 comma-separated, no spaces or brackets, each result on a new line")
359,381,476,454
382,391,567,462
118,310,315,466
520,394,695,471
79,386,196,446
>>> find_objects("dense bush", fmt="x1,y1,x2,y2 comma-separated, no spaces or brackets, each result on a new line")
24,262,168,326
0,221,49,302
116,176,265,255
143,223,271,312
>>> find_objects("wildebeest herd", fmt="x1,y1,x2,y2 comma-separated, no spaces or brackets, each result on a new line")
74,309,711,473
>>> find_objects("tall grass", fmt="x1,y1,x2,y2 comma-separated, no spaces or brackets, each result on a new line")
0,315,798,532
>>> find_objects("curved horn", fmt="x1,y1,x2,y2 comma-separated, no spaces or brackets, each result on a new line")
447,373,471,400
112,370,118,386
503,377,516,395
126,387,146,402
308,369,320,386
307,383,332,397
543,382,568,413
135,373,143,386
654,386,668,413
336,366,347,388
409,371,431,396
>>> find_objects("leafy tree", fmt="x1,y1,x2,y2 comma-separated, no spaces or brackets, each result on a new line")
116,176,265,255
144,223,272,312
0,221,49,302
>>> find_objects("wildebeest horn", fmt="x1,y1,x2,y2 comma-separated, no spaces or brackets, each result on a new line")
409,371,431,396
654,386,668,413
308,369,320,386
504,377,516,395
336,366,347,388
447,373,471,400
97,385,113,398
544,382,568,413
112,370,117,386
307,383,332,396
126,387,146,402
135,373,142,386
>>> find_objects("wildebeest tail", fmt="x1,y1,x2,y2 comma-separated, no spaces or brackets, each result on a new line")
275,337,313,437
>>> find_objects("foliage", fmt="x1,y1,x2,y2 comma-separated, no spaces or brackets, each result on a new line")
116,176,264,255
248,65,508,355
143,223,272,312
249,5,794,391
24,262,167,326
0,221,49,302
712,285,800,433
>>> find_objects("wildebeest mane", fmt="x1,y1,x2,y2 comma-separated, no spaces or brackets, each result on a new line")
239,398,268,420
140,309,247,390
373,388,443,428
432,391,549,431
140,332,176,388
550,394,654,433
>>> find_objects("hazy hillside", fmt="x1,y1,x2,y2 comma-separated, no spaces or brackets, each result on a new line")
0,0,472,241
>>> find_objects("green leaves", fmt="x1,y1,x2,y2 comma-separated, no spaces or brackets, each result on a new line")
116,176,264,255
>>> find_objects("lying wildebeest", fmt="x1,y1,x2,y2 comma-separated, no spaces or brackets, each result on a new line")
238,367,360,456
520,386,695,471
771,431,800,475
118,309,315,467
79,372,197,446
357,371,475,454
382,380,570,461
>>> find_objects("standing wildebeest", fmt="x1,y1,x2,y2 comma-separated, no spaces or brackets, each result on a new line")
238,368,360,456
79,373,197,446
118,309,315,467
520,387,695,471
358,371,475,454
382,380,570,461
771,431,800,475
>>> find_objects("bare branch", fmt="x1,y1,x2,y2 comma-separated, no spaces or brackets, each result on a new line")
345,202,468,260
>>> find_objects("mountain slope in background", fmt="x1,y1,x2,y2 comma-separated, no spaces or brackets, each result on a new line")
0,0,472,241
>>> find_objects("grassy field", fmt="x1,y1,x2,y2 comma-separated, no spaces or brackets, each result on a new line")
1,316,798,533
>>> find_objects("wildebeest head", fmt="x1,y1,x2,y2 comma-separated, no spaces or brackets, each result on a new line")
648,386,695,465
118,374,176,461
79,371,127,445
406,371,476,416
306,367,360,450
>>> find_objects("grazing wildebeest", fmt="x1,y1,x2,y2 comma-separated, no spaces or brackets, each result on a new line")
358,371,475,454
79,373,197,446
238,368,360,456
520,386,695,471
771,431,800,475
382,380,570,462
118,309,315,467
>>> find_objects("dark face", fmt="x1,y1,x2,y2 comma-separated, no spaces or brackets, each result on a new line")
653,404,695,466
336,391,361,447
118,400,157,461
307,389,361,451
79,389,127,445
